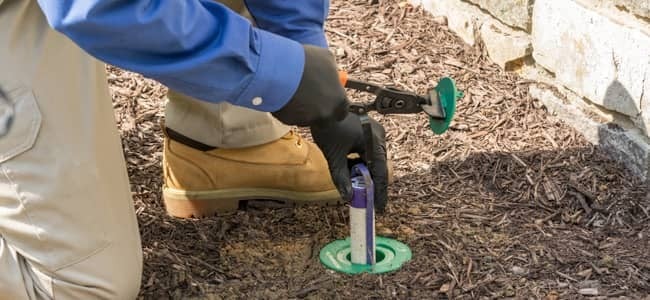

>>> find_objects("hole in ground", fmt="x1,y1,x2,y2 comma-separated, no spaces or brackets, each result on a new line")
346,249,386,263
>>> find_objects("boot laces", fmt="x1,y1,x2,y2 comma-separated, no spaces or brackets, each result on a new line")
284,129,303,147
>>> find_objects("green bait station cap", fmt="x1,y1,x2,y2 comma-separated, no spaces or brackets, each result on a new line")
319,236,412,275
429,77,463,134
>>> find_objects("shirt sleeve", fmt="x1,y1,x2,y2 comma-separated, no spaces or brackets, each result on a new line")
244,0,330,48
35,0,306,112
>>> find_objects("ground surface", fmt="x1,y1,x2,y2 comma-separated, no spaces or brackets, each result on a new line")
108,1,650,299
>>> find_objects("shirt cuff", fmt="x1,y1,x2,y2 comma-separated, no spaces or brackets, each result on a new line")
296,31,328,48
233,29,305,112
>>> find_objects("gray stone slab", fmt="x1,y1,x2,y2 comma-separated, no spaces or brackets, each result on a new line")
530,85,650,180
412,0,488,46
466,0,532,30
612,0,650,20
479,20,532,69
532,0,650,122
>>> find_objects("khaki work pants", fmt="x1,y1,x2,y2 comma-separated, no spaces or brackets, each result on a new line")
0,0,288,299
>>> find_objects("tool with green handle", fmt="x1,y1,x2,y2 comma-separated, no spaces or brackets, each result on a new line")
338,71,463,134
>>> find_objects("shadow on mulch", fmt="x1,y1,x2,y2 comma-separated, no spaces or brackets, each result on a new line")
131,139,649,299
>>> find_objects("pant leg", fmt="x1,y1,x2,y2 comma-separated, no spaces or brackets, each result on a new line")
164,0,292,148
0,1,142,299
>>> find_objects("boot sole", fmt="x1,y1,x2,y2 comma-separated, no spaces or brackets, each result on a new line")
162,185,343,218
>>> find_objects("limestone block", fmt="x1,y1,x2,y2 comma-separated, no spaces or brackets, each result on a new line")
530,85,650,180
532,0,650,121
586,0,650,25
415,0,488,45
479,20,532,69
642,72,650,133
612,0,650,20
466,0,532,30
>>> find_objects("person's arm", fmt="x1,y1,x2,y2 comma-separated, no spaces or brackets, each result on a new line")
36,0,305,112
244,0,330,48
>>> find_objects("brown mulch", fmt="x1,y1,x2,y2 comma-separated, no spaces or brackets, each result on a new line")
108,0,650,299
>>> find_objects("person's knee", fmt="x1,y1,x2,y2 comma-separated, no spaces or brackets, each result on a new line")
105,252,143,299
53,241,143,299
92,221,143,299
99,243,143,299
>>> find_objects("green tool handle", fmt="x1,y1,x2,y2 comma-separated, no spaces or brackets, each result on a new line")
338,70,462,135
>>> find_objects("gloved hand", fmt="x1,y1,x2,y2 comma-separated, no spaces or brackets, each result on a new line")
271,44,349,126
310,114,390,212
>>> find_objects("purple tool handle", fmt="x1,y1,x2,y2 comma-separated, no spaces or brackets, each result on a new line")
351,163,374,264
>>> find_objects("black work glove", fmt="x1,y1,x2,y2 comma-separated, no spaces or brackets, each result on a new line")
310,114,390,212
272,45,349,126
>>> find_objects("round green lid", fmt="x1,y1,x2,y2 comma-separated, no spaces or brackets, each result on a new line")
319,236,412,275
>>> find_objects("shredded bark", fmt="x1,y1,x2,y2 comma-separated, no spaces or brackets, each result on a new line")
107,0,650,298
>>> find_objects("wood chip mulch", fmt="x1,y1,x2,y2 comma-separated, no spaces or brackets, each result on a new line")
108,0,650,299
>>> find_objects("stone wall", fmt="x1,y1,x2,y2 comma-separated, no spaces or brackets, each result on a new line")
411,0,650,181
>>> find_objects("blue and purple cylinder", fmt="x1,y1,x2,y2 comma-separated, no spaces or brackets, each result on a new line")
349,164,376,265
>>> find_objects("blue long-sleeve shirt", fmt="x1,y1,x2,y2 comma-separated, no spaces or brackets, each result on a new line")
36,0,330,112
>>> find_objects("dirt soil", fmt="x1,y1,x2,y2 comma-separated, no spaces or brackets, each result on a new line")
107,0,650,299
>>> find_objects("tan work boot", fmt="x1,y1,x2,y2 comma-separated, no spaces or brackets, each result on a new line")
161,128,344,218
